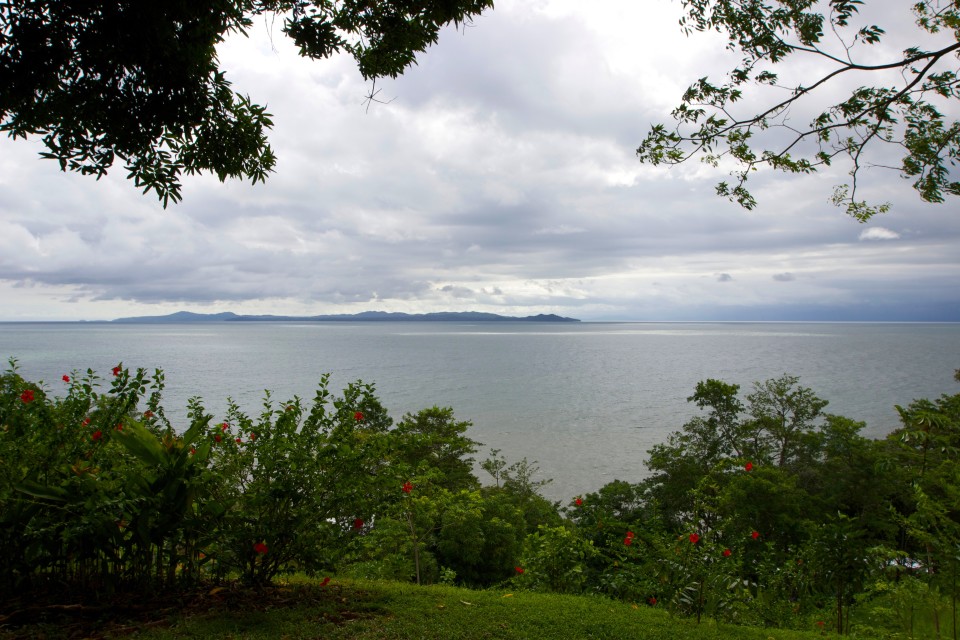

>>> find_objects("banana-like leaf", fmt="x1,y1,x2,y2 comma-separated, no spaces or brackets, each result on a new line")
15,480,68,502
182,415,211,449
114,420,166,467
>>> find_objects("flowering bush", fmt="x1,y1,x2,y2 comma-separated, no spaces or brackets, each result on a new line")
0,362,404,592
0,359,217,593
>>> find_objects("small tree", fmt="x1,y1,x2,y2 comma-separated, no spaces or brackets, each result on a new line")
392,406,481,492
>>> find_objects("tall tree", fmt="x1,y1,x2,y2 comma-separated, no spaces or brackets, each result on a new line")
637,0,960,220
0,0,493,205
746,374,828,468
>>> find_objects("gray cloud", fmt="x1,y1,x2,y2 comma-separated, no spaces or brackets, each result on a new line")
0,0,957,321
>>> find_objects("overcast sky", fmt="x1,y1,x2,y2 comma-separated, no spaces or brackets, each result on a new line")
1,0,958,322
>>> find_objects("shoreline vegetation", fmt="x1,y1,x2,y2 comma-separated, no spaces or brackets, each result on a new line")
110,311,582,323
1,361,958,638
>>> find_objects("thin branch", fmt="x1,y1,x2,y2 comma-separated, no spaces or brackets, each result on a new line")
361,79,395,113
668,41,960,169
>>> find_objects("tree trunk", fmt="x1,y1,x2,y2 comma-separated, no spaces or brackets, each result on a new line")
407,511,421,585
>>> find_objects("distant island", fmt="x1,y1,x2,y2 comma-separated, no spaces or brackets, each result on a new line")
112,311,580,323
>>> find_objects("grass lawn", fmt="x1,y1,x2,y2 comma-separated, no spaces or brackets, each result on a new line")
1,578,859,639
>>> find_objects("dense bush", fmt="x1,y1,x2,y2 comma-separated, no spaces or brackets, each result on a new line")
0,361,479,592
3,359,959,637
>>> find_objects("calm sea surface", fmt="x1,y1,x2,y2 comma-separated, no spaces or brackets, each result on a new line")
2,322,958,501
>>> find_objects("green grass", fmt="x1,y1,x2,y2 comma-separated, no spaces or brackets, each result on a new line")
112,579,849,640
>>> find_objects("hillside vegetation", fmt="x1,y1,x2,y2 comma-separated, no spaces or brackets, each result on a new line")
2,360,958,638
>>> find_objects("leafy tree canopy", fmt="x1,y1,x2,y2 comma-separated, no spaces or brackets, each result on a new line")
0,0,493,205
637,0,960,221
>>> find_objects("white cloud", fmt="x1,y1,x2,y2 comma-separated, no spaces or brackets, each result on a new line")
859,227,902,241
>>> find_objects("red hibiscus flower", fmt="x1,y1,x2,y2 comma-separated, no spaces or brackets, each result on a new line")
625,531,635,539
82,418,91,427
20,389,34,403
402,481,413,494
115,423,123,431
214,434,222,443
648,597,657,605
236,438,242,444
92,430,103,441
723,548,732,557
689,533,700,544
575,497,583,506
250,432,257,441
320,577,331,587
112,366,121,376
143,410,154,419
253,541,268,555
751,530,760,540
515,567,524,574
190,447,197,455
221,422,229,432
353,518,364,530
354,411,364,421
745,461,754,472
624,537,633,546
62,374,70,383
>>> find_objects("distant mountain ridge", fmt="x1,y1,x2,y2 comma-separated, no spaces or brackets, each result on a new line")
112,310,580,323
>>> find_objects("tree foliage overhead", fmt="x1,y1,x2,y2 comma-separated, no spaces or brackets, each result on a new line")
0,0,493,205
637,0,960,221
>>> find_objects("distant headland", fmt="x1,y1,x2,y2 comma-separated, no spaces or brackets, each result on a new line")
111,311,580,323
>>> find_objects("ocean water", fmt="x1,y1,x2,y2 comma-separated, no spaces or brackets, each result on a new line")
2,321,958,501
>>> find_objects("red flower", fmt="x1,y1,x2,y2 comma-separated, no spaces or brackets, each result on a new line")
190,447,197,455
575,497,583,506
250,432,257,441
221,422,229,432
624,537,633,546
515,566,524,574
625,531,635,539
112,366,121,376
648,597,657,606
62,374,70,383
82,418,91,427
402,481,413,494
115,423,123,431
19,389,34,403
236,438,242,444
91,430,103,441
745,461,754,472
353,518,364,530
143,410,154,419
214,434,222,443
354,411,364,421
689,533,700,544
816,620,825,628
253,541,268,555
320,577,331,587
751,530,760,540
722,548,732,557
